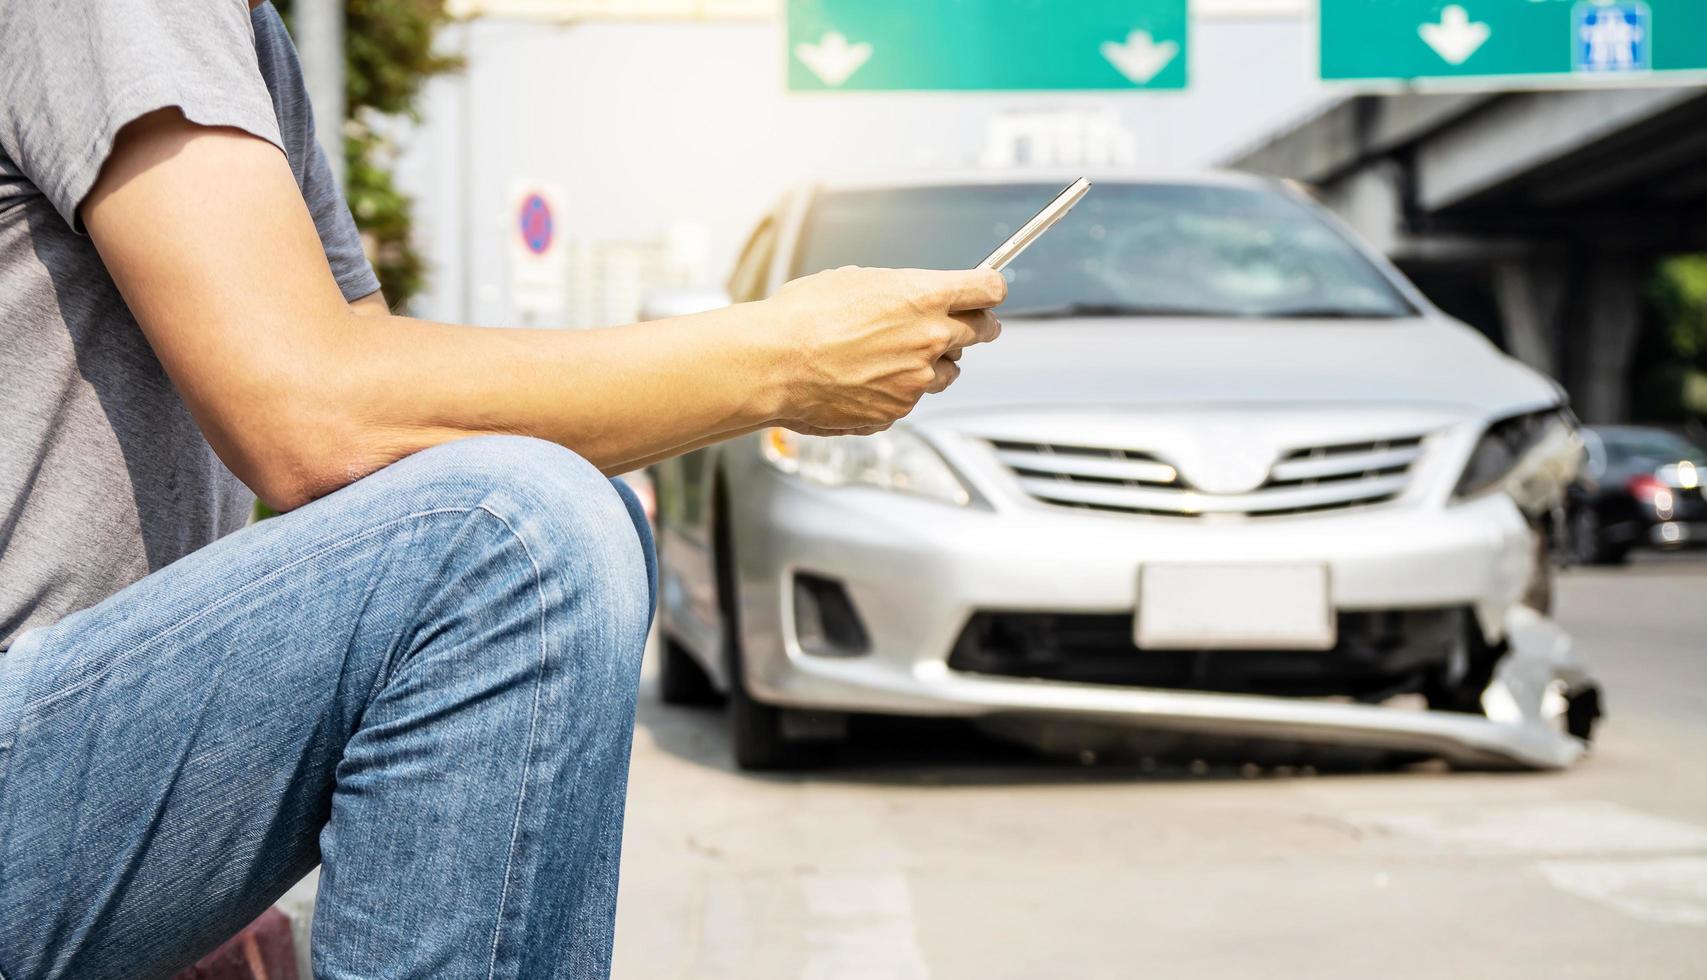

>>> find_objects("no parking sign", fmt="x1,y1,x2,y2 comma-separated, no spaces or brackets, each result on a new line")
509,181,568,321
518,192,555,255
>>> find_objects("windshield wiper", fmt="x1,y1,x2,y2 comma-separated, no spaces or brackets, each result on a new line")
1004,302,1230,319
1259,306,1412,320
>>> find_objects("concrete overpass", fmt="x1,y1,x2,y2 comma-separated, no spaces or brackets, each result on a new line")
1229,84,1707,422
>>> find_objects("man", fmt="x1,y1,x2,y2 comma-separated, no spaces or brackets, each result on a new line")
0,2,1004,978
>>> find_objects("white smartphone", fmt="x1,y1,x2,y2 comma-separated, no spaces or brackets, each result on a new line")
979,177,1093,272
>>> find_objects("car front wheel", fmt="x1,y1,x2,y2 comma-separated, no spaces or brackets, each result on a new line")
659,633,722,706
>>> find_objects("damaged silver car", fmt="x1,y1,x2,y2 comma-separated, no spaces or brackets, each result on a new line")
645,173,1602,771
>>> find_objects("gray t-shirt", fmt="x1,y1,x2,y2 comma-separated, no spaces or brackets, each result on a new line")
0,1,381,648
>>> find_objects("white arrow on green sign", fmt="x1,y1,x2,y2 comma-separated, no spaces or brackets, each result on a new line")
1321,0,1707,86
787,0,1189,92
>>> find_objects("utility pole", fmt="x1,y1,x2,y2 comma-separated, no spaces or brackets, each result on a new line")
295,0,347,188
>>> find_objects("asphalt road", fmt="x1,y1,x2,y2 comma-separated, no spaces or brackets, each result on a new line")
612,555,1707,980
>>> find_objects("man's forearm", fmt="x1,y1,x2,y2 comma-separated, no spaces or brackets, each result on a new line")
304,301,791,498
339,289,772,480
604,420,779,476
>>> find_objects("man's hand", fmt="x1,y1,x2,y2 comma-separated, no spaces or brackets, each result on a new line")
766,266,1005,433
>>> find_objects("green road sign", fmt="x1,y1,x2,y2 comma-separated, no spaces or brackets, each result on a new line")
1320,0,1707,86
786,0,1188,92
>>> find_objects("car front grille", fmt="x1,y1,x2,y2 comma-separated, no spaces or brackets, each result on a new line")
948,608,1465,699
991,435,1427,518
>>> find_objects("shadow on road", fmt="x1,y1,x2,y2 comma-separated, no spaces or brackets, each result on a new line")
634,679,1443,789
1569,550,1707,575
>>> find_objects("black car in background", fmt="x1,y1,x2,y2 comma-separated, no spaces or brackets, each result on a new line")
1568,426,1707,564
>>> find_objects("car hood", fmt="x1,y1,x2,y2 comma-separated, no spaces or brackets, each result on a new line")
917,316,1559,422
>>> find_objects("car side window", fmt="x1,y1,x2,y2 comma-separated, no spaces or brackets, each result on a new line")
728,217,780,304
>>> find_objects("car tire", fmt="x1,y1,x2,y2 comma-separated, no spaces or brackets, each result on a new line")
715,477,832,772
1570,507,1629,566
727,665,828,771
659,633,723,706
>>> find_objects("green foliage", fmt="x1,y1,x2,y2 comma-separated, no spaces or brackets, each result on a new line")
345,127,428,306
273,0,462,306
1650,255,1707,369
1638,256,1707,421
342,0,465,119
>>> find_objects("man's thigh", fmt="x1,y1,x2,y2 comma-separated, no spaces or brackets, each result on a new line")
0,437,651,980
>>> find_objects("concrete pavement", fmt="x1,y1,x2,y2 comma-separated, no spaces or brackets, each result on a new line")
613,557,1707,979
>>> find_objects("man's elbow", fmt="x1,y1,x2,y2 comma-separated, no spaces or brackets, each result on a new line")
193,326,432,512
246,456,349,513
229,413,392,514
237,442,354,514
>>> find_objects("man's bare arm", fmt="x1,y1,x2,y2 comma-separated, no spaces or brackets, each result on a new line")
82,111,1003,511
349,291,392,318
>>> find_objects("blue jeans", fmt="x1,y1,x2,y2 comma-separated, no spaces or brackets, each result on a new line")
0,437,656,980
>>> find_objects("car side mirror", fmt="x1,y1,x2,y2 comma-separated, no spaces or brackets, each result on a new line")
640,286,733,322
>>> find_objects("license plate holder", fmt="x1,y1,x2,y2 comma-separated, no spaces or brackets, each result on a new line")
1136,563,1335,650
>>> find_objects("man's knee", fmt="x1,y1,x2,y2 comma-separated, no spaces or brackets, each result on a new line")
399,437,653,634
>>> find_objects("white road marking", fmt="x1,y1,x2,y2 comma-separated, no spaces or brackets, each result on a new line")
1342,801,1707,857
797,791,930,980
801,872,930,980
1538,857,1707,926
697,875,759,976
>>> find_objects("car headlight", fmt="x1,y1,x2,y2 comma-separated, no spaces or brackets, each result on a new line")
1454,408,1574,500
760,426,971,506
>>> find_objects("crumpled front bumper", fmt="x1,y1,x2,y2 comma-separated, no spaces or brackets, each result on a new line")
788,606,1596,770
727,460,1599,771
976,606,1597,771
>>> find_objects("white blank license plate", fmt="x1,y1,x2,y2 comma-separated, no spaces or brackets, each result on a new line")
1136,563,1335,650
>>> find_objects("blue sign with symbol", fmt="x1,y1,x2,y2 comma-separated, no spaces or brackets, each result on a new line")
1574,1,1651,74
519,193,555,255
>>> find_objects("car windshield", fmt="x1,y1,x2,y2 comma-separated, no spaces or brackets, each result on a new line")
793,182,1418,319
1599,429,1707,466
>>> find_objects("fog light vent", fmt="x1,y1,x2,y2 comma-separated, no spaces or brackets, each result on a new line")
792,573,871,658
